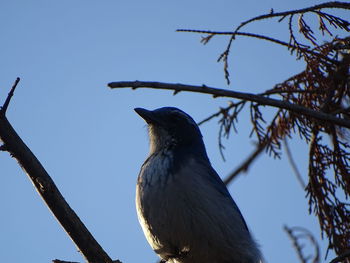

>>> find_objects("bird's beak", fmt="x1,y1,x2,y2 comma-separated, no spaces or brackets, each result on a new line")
134,108,159,124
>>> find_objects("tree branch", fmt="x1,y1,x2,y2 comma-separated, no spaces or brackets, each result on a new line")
233,2,350,35
284,225,320,263
215,1,350,83
178,29,301,47
0,79,116,263
329,250,350,263
283,139,306,189
52,260,80,263
1,77,20,114
223,142,266,185
108,81,350,129
176,29,337,63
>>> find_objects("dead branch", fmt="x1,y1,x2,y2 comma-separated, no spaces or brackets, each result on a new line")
179,2,350,84
223,142,266,185
108,81,350,129
197,102,240,126
177,30,335,63
221,2,350,83
233,2,350,35
284,225,320,263
0,79,117,263
283,139,306,189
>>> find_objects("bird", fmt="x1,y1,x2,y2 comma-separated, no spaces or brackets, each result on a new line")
134,107,263,263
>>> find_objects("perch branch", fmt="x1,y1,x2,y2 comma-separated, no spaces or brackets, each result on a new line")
0,79,116,263
108,81,350,129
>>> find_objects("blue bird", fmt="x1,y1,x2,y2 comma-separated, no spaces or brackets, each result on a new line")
135,107,263,263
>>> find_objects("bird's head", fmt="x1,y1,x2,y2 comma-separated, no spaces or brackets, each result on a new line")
135,107,207,157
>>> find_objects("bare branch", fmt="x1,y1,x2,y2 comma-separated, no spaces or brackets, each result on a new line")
176,30,336,63
190,2,350,83
284,225,320,263
197,103,236,126
215,2,350,83
108,81,350,129
234,2,350,35
223,142,266,185
52,260,122,263
0,80,116,263
0,77,20,115
177,29,296,47
283,139,306,189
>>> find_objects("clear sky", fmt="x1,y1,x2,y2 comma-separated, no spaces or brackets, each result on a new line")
0,1,345,263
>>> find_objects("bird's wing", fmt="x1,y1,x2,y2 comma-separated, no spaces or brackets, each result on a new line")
195,158,250,232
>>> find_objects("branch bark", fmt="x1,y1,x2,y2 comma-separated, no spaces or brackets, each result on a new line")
0,79,116,263
108,81,350,129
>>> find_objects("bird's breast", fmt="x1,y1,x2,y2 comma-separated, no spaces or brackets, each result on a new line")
138,150,176,188
136,150,191,256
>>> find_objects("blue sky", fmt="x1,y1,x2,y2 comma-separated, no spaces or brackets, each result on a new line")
0,1,345,263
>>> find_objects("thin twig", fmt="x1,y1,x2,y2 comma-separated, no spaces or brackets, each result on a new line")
235,2,350,34
283,139,306,189
1,77,20,115
261,88,323,96
177,30,336,63
197,106,231,126
177,29,296,47
197,102,244,126
284,225,320,263
197,110,221,126
223,142,266,185
108,81,350,129
217,2,350,83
